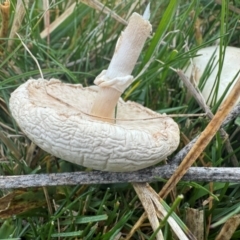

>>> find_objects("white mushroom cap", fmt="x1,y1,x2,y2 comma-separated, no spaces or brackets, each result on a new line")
185,46,240,105
9,78,180,172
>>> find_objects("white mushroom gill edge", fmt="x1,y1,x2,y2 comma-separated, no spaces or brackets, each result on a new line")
9,78,180,172
185,46,240,106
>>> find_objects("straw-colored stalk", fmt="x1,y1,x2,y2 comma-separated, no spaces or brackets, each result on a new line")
42,0,50,45
90,13,151,122
0,0,10,46
40,2,75,39
8,0,29,50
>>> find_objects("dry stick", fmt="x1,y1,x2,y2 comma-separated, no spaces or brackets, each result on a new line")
177,69,238,166
3,166,240,189
159,78,240,199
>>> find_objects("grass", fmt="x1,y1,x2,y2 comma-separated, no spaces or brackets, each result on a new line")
0,0,240,239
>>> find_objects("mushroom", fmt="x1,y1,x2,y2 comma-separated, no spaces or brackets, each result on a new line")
9,12,180,172
185,46,240,105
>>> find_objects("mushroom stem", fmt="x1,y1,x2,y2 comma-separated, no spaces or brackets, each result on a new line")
105,13,151,79
90,12,152,122
91,87,121,122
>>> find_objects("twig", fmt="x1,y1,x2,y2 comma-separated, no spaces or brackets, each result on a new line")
2,166,240,189
159,78,240,199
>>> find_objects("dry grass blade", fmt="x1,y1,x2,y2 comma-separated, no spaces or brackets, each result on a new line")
42,0,50,44
40,2,76,39
81,0,127,25
42,0,50,29
0,97,10,116
133,183,164,240
16,33,43,79
133,183,193,240
177,70,211,115
215,0,240,14
146,185,195,240
8,0,29,50
0,121,20,133
40,0,127,39
25,142,37,166
148,188,193,240
125,213,146,240
159,78,240,199
0,0,10,46
125,0,145,19
43,186,53,215
0,131,21,159
186,208,204,240
215,214,240,240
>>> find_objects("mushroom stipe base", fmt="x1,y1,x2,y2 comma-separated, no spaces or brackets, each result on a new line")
10,78,180,172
